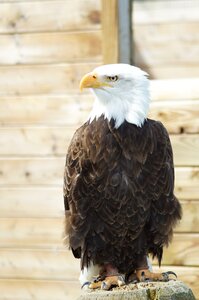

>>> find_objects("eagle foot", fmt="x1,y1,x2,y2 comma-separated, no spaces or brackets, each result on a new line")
136,269,177,282
89,274,125,290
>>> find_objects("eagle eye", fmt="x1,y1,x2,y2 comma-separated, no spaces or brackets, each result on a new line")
107,75,118,82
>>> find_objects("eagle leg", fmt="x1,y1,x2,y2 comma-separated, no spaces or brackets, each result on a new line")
136,269,177,282
89,264,125,290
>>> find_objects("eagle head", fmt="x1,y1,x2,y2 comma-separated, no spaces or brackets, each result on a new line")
79,64,150,128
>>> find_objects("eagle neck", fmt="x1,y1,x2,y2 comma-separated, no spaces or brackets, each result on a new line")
88,86,150,128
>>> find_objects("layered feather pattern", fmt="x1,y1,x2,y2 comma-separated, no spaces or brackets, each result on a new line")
64,116,182,273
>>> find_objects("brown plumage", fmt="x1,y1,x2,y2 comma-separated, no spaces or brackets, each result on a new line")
63,64,182,283
64,116,182,274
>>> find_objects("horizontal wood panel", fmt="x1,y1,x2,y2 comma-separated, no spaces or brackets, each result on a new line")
176,201,199,233
0,94,92,126
134,23,199,66
153,266,199,298
0,218,65,249
1,77,198,116
0,157,64,186
0,0,101,33
1,65,197,97
0,275,198,300
170,134,199,166
0,239,198,281
0,187,63,218
175,168,199,200
150,78,199,101
0,63,99,96
0,215,198,249
0,31,102,65
134,0,199,24
139,65,199,80
1,189,198,227
0,159,198,199
0,249,79,280
1,96,199,134
0,127,74,156
149,100,199,134
0,279,81,300
0,279,80,300
162,234,199,267
0,127,198,165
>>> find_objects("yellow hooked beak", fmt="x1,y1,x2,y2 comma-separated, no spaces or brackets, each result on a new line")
79,72,111,91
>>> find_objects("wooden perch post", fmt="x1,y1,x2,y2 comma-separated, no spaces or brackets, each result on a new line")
78,281,196,300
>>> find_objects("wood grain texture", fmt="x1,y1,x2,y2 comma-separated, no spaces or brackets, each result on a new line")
134,22,199,65
0,0,101,33
142,65,199,80
1,97,199,133
0,157,64,185
0,128,198,166
1,189,198,230
0,94,92,126
0,279,81,300
0,239,198,281
149,100,199,133
0,127,74,156
162,234,199,267
150,78,199,101
0,195,199,234
0,31,102,65
0,187,63,218
101,0,119,63
175,167,199,200
176,201,199,233
0,217,198,249
1,78,199,127
134,0,199,92
133,3,199,79
0,249,79,280
170,134,199,166
133,0,199,24
0,63,99,96
0,217,65,249
0,158,198,199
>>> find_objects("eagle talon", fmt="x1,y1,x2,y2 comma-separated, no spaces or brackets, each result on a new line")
101,275,125,290
101,280,109,290
136,269,177,282
81,281,91,289
93,275,104,283
162,271,177,281
89,280,102,289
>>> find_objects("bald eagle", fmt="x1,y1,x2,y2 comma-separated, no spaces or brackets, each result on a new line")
64,64,182,290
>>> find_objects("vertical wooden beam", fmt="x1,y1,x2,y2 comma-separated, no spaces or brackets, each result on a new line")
101,0,119,64
101,0,133,64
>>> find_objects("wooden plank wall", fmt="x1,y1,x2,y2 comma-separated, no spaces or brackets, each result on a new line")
0,1,102,299
133,0,199,79
133,1,199,298
0,0,199,299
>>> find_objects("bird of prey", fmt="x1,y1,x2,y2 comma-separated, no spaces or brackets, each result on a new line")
64,64,182,290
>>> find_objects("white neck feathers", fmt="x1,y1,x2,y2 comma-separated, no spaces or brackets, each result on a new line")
89,77,150,128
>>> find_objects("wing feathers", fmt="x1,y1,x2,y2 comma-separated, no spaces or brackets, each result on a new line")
63,117,181,271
